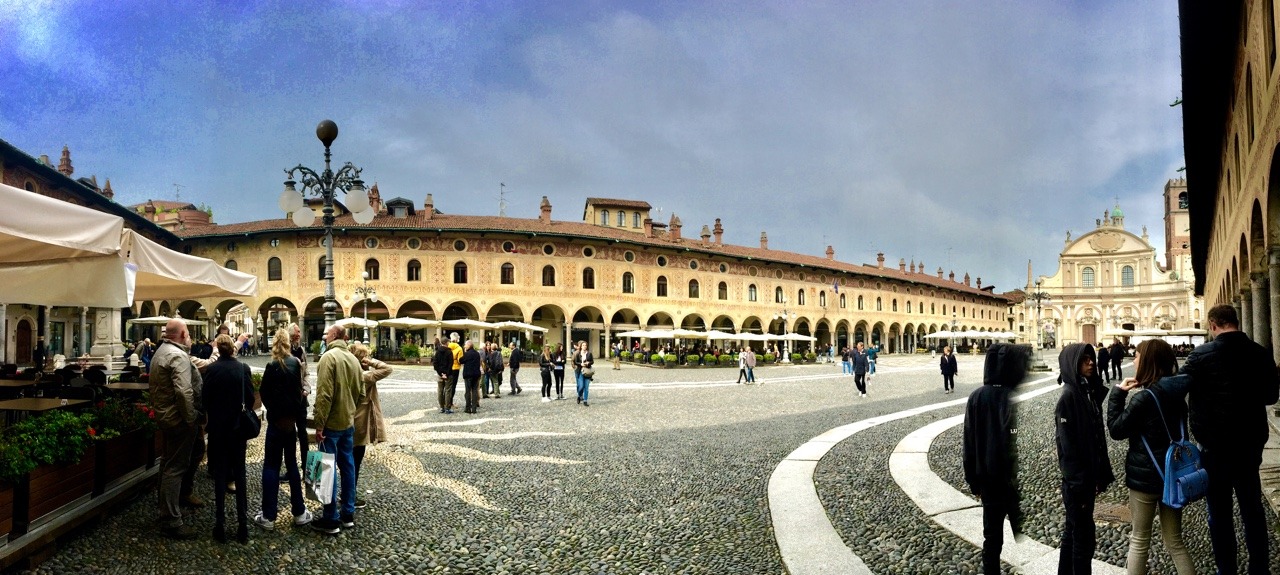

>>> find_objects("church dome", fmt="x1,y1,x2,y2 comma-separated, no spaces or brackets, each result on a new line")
1111,205,1124,218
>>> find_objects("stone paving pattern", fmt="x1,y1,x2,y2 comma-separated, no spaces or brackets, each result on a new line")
13,353,1280,574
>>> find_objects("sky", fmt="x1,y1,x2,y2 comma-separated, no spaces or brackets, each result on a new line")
0,0,1185,293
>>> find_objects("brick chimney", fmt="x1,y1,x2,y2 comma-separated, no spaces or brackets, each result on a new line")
937,267,944,279
963,272,971,286
424,193,435,221
644,218,654,238
760,231,768,250
918,259,924,274
58,146,73,176
976,277,982,289
713,218,724,245
825,245,834,260
877,252,885,269
898,258,906,272
539,196,552,224
700,225,712,245
949,270,956,282
102,178,114,200
669,214,682,241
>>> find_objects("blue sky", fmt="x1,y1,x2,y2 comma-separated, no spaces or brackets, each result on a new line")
0,0,1184,292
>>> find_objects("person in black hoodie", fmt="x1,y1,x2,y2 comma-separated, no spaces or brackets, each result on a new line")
1055,342,1114,574
1105,339,1193,575
963,343,1030,575
431,337,453,413
1096,344,1111,383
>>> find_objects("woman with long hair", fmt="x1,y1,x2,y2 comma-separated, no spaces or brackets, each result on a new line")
202,334,255,543
349,342,390,508
573,340,594,407
253,329,312,532
540,345,554,402
1105,339,1194,574
552,343,567,400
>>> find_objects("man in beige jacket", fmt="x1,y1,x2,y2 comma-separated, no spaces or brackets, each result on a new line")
150,318,202,539
309,325,365,535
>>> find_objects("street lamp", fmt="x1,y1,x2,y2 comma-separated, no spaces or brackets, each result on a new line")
950,312,959,352
279,120,375,330
774,296,796,363
355,271,378,345
1025,278,1052,370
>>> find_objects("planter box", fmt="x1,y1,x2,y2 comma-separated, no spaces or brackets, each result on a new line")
0,482,12,541
95,430,152,494
23,449,95,532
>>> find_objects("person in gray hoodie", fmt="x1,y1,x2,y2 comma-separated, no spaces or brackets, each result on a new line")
1055,342,1114,574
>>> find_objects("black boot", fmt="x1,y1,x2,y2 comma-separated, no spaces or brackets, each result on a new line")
213,523,227,544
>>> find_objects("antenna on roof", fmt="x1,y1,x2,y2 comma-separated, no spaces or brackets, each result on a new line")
173,183,184,202
499,182,508,217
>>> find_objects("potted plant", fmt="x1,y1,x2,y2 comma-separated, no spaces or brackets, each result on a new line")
310,340,323,361
620,351,631,362
400,343,421,364
664,353,678,365
90,398,157,492
719,354,736,366
763,353,776,363
804,352,817,363
649,353,663,365
1,410,97,534
702,353,717,366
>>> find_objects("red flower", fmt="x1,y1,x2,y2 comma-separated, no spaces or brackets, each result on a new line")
87,427,97,437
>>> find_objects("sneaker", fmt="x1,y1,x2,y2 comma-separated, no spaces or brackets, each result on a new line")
293,510,313,526
310,518,340,535
443,409,454,414
541,397,551,403
354,497,367,509
860,392,867,397
583,401,589,407
162,524,199,540
340,514,355,528
252,512,275,531
181,494,205,509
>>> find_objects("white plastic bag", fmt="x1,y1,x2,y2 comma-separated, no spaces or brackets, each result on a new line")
304,450,336,505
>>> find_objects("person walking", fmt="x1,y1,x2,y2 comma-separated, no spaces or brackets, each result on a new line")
483,342,503,399
1109,340,1126,381
1105,339,1195,575
1055,343,1114,574
553,343,567,400
448,333,463,410
744,347,757,384
350,342,389,508
1097,344,1111,383
202,334,254,544
737,350,749,384
539,346,555,402
461,340,482,414
32,336,47,371
573,340,594,406
940,345,959,394
1177,304,1279,575
150,318,202,540
310,325,365,535
612,342,622,370
508,341,523,395
841,346,852,375
866,343,879,377
851,342,869,397
254,329,312,532
432,337,453,413
963,343,1030,575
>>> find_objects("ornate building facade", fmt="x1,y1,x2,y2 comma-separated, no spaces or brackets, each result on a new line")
1031,180,1202,347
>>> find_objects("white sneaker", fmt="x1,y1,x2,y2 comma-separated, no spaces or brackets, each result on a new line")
253,511,275,531
860,392,867,397
541,397,551,403
293,509,313,526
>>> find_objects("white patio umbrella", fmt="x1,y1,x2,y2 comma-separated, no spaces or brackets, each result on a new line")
491,320,548,333
439,318,496,330
780,332,817,342
1168,327,1206,336
333,317,379,329
671,328,709,339
1132,328,1168,337
1101,328,1136,337
379,317,440,329
614,329,651,338
704,330,739,340
734,332,774,342
922,330,954,339
126,315,205,327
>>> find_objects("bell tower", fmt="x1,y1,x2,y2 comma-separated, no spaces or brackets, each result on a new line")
1163,178,1191,279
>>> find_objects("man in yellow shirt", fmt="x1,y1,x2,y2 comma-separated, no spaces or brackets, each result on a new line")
443,332,463,414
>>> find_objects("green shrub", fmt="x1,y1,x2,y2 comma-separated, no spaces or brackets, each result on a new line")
310,341,322,355
763,353,776,363
791,353,803,363
620,351,632,360
0,410,96,482
805,352,817,361
719,354,736,365
702,353,717,363
401,343,420,360
664,354,678,363
649,353,663,363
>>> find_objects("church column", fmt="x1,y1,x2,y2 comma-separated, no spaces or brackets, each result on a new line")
1270,248,1280,362
1238,289,1251,342
1250,272,1270,348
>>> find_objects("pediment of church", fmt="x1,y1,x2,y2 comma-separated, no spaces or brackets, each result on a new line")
1063,228,1151,258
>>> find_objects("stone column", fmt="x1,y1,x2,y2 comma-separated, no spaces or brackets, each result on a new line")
0,303,6,364
80,307,89,357
1238,292,1250,342
89,308,126,358
1250,272,1270,348
1270,249,1280,363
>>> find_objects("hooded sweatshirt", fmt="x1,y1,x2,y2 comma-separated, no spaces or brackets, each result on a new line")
1054,343,1115,493
963,343,1030,494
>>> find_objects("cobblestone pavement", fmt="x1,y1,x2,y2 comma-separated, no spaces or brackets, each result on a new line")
16,353,1279,574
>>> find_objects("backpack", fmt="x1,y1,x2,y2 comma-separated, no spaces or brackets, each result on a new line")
1139,389,1209,509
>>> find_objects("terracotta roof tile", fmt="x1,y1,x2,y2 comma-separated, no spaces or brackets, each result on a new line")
584,197,652,209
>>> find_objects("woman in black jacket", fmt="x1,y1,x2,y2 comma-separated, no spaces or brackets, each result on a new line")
202,334,255,544
1106,339,1194,574
253,328,312,532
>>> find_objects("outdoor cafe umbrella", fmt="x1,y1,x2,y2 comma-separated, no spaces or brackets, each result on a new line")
333,317,379,329
379,317,440,329
779,332,817,342
614,329,651,338
922,330,954,339
491,320,549,333
439,319,496,330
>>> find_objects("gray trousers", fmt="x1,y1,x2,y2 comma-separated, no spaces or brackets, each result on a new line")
509,366,521,391
158,423,197,527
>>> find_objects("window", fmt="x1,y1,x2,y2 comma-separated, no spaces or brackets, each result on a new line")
454,239,466,251
689,279,700,298
542,265,556,286
624,251,635,262
267,257,282,281
892,299,898,312
748,284,758,302
543,244,555,255
1121,265,1135,287
453,261,468,284
318,257,327,280
718,281,728,300
617,211,625,226
797,290,805,305
501,263,515,284
906,301,912,313
1247,66,1256,144
365,258,380,280
225,259,238,271
657,255,667,267
269,238,280,248
1178,192,1188,209
689,260,698,270
502,241,515,253
857,295,864,310
931,303,936,315
719,263,727,273
1082,267,1095,287
657,276,668,297
633,212,641,228
365,237,378,249
775,286,784,303
1268,0,1277,71
819,291,827,307
622,272,635,294
407,259,422,282
582,246,594,257
601,210,610,225
583,267,595,289
840,293,847,308
408,237,421,249
876,297,882,311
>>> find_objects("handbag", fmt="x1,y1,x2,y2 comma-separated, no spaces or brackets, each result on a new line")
234,366,261,441
304,450,336,504
581,366,595,378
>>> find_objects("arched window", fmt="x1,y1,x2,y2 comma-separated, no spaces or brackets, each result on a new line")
688,279,700,298
225,259,238,271
797,290,805,305
906,301,912,313
962,306,967,318
1082,267,1095,287
583,267,595,289
267,257,282,281
501,263,515,284
931,303,936,315
876,297,882,311
318,257,327,280
600,210,609,225
407,259,422,281
542,265,556,286
840,293,847,308
1121,265,1135,287
617,211,625,226
775,286,784,303
453,261,468,284
748,284,758,302
622,272,634,294
633,212,641,228
718,281,728,300
892,299,898,312
857,295,864,310
657,276,668,297
1177,191,1188,209
365,258,380,280
819,291,827,307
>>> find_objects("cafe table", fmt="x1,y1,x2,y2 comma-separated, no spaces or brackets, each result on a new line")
0,397,90,425
104,382,150,395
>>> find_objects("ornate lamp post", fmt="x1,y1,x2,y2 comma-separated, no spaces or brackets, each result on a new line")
1026,278,1052,370
774,295,796,363
355,271,378,345
278,120,375,330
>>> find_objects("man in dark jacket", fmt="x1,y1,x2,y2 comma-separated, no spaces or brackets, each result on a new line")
1096,344,1110,383
508,341,523,395
963,343,1030,575
851,342,869,397
1055,343,1114,574
1108,340,1125,381
940,346,959,394
1178,304,1279,575
431,337,454,413
461,340,482,414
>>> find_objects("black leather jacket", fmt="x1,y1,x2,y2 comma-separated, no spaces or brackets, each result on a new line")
1106,374,1191,494
1178,331,1279,452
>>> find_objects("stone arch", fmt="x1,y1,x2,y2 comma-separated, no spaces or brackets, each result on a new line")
394,299,437,320
138,301,156,318
853,320,870,345
1250,200,1266,275
902,323,916,353
484,301,526,323
572,306,605,325
835,319,851,350
441,301,481,321
680,314,707,330
532,304,568,349
887,322,901,353
741,316,765,334
710,315,736,332
609,308,641,331
645,311,674,328
871,321,886,347
257,296,300,336
158,301,172,316
814,318,832,349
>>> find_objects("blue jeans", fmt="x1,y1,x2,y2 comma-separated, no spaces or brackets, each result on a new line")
261,425,306,520
842,361,851,374
746,366,755,382
869,359,876,374
576,372,590,401
320,427,356,521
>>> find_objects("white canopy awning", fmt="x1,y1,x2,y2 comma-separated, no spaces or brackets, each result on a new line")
122,228,257,301
922,330,954,339
379,317,439,329
491,320,549,333
439,318,496,330
333,317,379,329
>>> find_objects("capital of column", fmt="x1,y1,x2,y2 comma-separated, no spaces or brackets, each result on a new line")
1252,271,1268,284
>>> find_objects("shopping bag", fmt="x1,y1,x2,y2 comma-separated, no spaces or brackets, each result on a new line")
304,450,336,505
